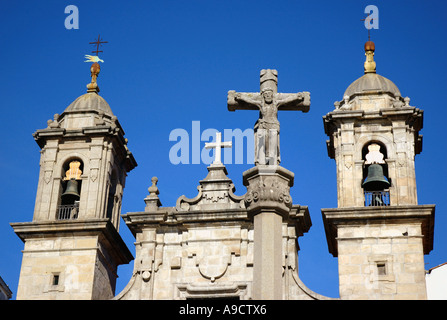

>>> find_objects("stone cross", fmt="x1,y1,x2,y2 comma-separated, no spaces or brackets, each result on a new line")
205,132,232,165
227,69,310,165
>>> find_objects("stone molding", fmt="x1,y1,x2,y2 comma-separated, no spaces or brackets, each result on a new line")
174,282,250,300
10,218,133,264
323,107,424,159
321,204,435,257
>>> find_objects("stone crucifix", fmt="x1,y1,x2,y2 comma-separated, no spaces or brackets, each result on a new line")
227,69,310,166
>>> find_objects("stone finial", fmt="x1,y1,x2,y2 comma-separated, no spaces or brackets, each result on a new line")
144,176,162,211
47,113,60,128
334,101,340,110
404,97,410,107
148,177,159,195
87,62,100,93
392,96,405,108
343,95,350,106
364,41,376,74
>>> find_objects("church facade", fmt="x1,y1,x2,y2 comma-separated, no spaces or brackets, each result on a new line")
11,41,435,300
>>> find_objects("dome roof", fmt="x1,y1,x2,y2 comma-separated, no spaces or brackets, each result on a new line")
63,92,114,116
344,72,401,98
62,62,114,116
343,41,401,98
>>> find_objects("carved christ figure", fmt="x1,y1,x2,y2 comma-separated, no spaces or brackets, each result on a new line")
228,70,310,166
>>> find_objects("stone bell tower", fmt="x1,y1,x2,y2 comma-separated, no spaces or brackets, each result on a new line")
321,41,435,299
11,60,136,299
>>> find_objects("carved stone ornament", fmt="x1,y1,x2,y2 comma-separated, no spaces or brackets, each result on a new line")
196,247,232,283
44,170,52,184
176,164,245,211
90,168,98,182
47,113,60,129
245,177,292,206
142,270,151,282
243,165,294,218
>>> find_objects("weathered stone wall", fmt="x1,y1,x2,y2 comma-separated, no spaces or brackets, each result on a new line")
337,222,427,299
117,221,254,300
322,205,434,300
16,235,100,299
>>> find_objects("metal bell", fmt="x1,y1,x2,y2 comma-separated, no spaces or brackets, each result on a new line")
362,164,390,191
61,179,80,203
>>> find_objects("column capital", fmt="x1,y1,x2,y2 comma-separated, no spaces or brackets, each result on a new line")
243,165,294,219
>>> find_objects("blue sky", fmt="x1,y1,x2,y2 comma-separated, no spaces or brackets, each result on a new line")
0,0,446,299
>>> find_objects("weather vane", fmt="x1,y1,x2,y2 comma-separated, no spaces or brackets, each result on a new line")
85,34,108,63
360,16,373,41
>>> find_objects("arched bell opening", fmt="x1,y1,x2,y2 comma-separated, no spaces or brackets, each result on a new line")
361,142,390,184
361,142,391,206
57,159,84,219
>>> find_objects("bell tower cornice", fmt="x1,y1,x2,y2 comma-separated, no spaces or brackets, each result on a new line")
323,106,424,160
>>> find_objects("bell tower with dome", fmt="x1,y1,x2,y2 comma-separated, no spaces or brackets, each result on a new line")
11,60,136,300
321,41,435,299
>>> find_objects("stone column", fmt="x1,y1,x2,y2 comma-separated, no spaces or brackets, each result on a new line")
243,165,294,300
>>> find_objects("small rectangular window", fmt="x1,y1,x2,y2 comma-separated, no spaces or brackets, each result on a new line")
52,274,60,286
377,263,386,276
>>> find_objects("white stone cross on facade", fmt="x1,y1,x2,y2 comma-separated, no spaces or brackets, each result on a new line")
205,132,232,165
